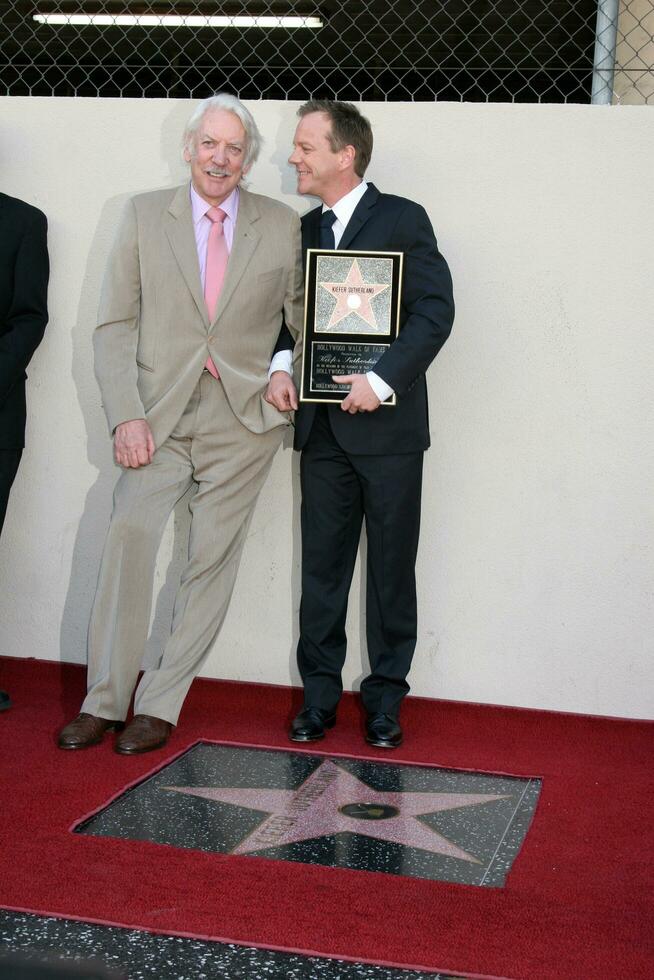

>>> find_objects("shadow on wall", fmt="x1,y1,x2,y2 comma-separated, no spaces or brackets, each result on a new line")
270,103,314,212
58,190,127,671
58,190,196,690
58,101,194,692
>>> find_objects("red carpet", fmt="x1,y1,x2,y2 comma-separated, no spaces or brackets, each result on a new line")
1,656,653,979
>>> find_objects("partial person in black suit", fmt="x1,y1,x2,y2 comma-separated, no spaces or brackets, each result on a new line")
0,193,50,710
266,101,454,747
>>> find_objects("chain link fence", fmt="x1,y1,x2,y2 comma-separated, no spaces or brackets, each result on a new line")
1,0,652,103
614,0,654,101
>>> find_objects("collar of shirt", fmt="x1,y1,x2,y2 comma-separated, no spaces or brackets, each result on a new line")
323,181,368,247
189,183,239,288
190,182,239,251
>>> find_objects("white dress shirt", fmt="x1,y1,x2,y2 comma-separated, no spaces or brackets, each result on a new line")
269,181,395,402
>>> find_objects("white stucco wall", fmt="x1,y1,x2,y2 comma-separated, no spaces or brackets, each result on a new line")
0,97,652,718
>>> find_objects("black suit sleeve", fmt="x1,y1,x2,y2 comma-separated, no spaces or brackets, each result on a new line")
0,208,49,408
373,202,454,396
273,320,295,356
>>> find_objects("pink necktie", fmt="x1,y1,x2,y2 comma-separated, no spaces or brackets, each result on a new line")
203,206,228,379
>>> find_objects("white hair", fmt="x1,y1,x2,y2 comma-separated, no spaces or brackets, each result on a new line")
183,93,262,170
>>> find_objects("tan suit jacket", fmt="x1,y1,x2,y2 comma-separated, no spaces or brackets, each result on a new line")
94,183,303,448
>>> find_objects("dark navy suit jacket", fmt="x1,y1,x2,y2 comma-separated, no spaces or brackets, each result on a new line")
0,193,49,449
275,183,454,455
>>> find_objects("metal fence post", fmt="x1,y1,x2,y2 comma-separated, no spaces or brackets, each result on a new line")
591,0,620,102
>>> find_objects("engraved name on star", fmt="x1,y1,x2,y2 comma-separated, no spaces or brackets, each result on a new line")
319,259,389,331
163,759,509,863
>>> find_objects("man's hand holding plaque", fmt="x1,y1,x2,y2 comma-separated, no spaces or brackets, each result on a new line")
333,374,382,413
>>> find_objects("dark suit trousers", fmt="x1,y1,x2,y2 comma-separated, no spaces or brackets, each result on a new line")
0,450,22,535
297,407,423,718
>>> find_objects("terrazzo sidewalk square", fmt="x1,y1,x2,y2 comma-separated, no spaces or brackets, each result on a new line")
0,911,465,980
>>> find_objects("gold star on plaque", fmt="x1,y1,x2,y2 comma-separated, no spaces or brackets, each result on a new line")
320,258,390,331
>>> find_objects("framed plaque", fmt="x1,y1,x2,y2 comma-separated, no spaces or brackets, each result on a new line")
299,248,403,405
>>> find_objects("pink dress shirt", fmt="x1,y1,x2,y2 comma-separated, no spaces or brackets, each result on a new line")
190,182,238,290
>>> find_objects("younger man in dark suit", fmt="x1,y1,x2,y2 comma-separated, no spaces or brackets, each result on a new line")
266,100,454,747
0,193,50,709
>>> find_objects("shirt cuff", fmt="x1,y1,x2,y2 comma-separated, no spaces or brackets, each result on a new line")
269,349,293,379
367,371,394,402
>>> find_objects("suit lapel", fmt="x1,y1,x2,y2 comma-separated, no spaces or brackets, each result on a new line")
164,184,262,328
164,184,209,328
302,185,380,255
338,183,380,250
302,205,321,256
213,187,261,321
302,187,381,253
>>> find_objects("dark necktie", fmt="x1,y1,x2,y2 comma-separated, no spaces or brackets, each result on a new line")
319,209,336,249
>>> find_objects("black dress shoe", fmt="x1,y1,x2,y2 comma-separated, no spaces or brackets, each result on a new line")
365,713,403,748
289,707,336,742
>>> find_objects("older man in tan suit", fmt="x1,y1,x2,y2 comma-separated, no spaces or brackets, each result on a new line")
59,94,302,754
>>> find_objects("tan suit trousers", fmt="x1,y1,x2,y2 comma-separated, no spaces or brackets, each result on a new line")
81,373,285,725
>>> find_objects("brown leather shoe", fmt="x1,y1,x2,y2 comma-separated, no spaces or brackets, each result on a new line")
58,713,123,750
114,714,172,755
